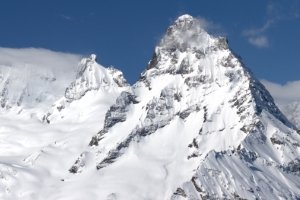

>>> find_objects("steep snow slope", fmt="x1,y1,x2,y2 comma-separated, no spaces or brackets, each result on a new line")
1,15,300,200
66,15,300,200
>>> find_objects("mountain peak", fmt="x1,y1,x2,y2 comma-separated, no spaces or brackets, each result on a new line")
76,54,97,78
171,14,199,32
163,14,210,50
90,54,96,61
174,14,194,24
140,15,228,81
139,14,290,128
65,56,128,101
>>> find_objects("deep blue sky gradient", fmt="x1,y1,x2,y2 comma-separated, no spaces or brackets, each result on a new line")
0,0,299,84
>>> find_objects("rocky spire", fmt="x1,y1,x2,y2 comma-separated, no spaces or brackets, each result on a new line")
65,54,128,100
141,15,228,80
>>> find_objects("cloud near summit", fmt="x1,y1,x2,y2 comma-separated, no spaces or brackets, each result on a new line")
0,47,83,96
261,79,300,104
0,47,82,78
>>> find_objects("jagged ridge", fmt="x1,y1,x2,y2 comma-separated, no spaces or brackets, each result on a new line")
68,14,300,200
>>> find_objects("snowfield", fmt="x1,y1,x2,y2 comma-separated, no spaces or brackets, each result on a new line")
0,15,300,200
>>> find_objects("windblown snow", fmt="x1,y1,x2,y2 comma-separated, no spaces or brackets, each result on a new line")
0,15,299,200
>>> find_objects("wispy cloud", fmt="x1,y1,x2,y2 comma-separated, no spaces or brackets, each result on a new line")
262,79,300,128
195,16,225,36
58,11,96,22
60,14,73,21
0,47,83,107
242,25,271,49
261,79,300,104
242,19,274,37
248,36,269,48
243,1,300,48
0,47,82,93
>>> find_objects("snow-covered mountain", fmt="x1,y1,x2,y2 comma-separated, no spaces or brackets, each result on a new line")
0,15,300,200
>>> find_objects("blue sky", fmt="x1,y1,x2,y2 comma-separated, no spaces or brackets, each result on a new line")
0,0,299,84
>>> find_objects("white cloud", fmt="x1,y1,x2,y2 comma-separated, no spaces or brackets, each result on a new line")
262,79,300,128
248,36,269,48
0,47,82,81
241,3,275,48
242,1,300,48
0,47,83,108
60,14,73,21
196,17,220,31
261,79,300,104
195,16,225,36
242,20,274,37
242,18,273,48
